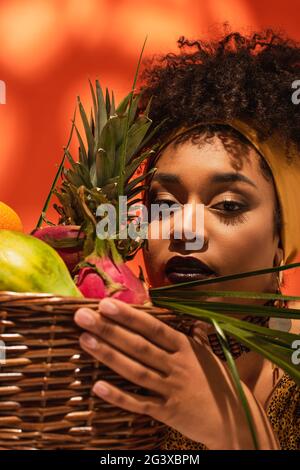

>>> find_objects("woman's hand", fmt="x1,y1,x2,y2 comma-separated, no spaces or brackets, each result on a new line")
74,297,279,450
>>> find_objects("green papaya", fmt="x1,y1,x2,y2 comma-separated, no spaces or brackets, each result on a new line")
0,229,82,297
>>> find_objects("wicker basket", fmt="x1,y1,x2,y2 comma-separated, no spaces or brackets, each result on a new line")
0,292,195,450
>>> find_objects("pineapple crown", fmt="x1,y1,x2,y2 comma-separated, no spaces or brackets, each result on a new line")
53,80,164,261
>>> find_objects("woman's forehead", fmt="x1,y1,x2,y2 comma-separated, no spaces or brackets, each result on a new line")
154,135,267,185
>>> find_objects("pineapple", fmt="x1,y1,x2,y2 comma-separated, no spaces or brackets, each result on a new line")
55,81,159,260
34,80,161,303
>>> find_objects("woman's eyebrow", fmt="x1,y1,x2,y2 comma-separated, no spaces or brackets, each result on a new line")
211,172,257,188
151,172,181,184
151,171,257,188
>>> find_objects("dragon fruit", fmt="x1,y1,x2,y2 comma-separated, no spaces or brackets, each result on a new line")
31,225,84,273
75,255,149,304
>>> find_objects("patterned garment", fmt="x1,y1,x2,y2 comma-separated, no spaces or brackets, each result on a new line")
160,372,300,450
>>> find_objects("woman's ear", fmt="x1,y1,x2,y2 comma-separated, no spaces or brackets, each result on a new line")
273,246,284,267
273,245,284,289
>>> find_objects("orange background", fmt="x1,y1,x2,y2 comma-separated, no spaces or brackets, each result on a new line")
0,0,299,293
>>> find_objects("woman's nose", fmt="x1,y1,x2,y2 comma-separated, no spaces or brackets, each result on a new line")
171,199,207,250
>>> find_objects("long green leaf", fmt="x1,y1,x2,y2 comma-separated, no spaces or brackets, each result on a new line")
35,107,77,228
77,97,94,168
150,288,300,303
153,300,300,384
212,319,259,449
150,262,300,291
95,80,107,137
118,36,148,199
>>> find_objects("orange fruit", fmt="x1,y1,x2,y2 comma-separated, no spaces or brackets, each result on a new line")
0,201,23,232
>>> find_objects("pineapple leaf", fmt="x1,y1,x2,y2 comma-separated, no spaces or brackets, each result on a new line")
125,184,148,200
64,169,85,188
125,116,152,163
124,150,156,184
135,118,168,155
95,148,111,186
74,124,89,167
127,93,142,126
77,97,94,167
111,90,116,115
95,80,108,138
116,91,133,115
74,162,92,188
105,87,111,118
88,78,98,126
35,106,77,229
125,167,157,194
64,148,76,168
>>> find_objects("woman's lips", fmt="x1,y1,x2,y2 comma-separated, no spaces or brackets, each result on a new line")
165,255,217,284
166,271,217,283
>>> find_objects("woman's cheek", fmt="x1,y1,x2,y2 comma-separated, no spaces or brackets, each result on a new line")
143,238,166,287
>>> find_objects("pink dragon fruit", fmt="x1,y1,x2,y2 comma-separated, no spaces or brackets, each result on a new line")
31,225,85,273
75,255,150,304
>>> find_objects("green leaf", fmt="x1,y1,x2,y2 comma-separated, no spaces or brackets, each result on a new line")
150,262,300,291
125,167,157,194
125,116,152,162
150,288,300,303
95,80,107,138
74,162,92,188
35,107,77,229
74,123,88,167
88,79,97,126
95,148,111,187
116,91,133,115
151,295,300,320
212,319,259,449
105,87,111,118
125,184,148,200
117,36,148,199
134,118,168,154
77,96,95,168
64,148,76,168
124,150,156,184
111,90,116,115
127,93,142,126
153,299,300,385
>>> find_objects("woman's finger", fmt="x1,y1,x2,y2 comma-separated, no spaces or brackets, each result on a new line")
79,332,169,396
97,298,184,353
92,380,165,420
74,307,172,375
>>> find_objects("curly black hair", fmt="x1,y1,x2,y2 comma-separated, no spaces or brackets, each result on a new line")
139,26,300,240
140,26,300,150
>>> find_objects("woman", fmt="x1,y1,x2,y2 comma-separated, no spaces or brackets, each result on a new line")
74,28,300,450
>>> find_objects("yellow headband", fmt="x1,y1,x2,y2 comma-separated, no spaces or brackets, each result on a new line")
151,119,300,265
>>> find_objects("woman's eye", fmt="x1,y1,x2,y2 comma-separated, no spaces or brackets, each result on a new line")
212,199,248,225
214,200,245,212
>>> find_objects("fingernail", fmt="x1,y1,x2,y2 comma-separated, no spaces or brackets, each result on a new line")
93,382,109,396
100,298,119,315
75,308,96,327
81,333,98,349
